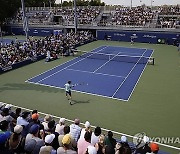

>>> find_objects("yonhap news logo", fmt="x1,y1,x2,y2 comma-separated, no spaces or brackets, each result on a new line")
133,132,147,148
133,132,180,147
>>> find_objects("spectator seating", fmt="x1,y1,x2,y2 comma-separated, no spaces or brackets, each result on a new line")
0,31,94,70
156,5,180,28
0,102,168,154
11,5,180,29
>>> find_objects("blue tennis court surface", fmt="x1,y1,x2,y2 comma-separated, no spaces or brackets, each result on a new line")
27,46,153,101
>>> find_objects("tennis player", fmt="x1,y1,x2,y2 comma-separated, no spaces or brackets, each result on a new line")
130,36,134,45
64,80,73,105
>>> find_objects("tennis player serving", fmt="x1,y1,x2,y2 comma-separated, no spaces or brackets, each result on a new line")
64,80,74,105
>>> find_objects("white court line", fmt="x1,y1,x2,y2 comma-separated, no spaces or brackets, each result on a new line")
107,45,149,50
26,45,149,83
26,80,128,101
25,46,107,82
126,49,154,101
2,102,180,151
106,45,152,56
26,46,153,102
35,46,108,83
93,51,122,73
112,49,147,98
67,68,126,78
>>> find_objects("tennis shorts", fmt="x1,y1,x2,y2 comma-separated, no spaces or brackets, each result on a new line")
66,90,71,96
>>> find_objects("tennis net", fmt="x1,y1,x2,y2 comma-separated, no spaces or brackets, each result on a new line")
74,50,154,65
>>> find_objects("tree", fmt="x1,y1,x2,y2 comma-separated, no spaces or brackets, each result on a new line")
62,1,73,7
24,0,56,7
89,0,105,6
0,0,21,24
61,0,105,7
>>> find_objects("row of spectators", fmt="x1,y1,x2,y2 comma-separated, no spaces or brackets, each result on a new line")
12,10,53,24
110,6,154,26
0,31,94,68
156,5,180,28
13,7,101,25
0,102,160,154
158,5,180,15
11,5,180,28
53,7,101,25
157,17,180,28
26,11,53,24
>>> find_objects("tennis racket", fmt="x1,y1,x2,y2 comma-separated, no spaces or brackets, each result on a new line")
73,82,88,87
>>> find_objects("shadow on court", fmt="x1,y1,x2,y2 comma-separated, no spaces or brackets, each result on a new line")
71,99,90,105
0,83,62,93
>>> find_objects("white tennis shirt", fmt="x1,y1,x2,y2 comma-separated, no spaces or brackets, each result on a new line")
64,83,71,92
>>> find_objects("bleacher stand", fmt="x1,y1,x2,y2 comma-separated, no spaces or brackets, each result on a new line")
0,30,94,68
156,5,180,28
10,5,179,30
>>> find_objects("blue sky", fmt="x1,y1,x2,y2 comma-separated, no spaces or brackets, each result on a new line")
55,0,179,6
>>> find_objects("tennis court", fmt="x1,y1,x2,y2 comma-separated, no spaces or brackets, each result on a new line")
1,39,180,153
27,45,154,101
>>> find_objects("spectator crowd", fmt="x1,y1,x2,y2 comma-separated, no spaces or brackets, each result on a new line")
11,5,180,29
111,6,154,27
0,31,94,68
158,5,180,15
53,7,101,25
157,5,180,28
12,10,53,24
0,102,160,154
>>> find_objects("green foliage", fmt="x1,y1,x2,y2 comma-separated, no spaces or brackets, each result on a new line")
0,0,21,24
76,0,89,6
24,0,56,7
62,1,73,7
87,0,105,6
61,0,105,7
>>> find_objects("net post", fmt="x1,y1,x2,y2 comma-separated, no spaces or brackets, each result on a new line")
153,57,155,65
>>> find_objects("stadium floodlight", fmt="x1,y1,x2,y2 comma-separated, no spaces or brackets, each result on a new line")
21,0,29,41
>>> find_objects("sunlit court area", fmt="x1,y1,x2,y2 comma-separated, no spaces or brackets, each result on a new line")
0,0,180,154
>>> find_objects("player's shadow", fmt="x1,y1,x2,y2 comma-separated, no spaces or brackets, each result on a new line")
71,99,90,105
0,83,63,93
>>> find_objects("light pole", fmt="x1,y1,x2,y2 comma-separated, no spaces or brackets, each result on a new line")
130,0,132,9
61,0,63,8
43,2,45,9
49,0,52,9
151,0,154,8
21,0,29,41
74,0,78,33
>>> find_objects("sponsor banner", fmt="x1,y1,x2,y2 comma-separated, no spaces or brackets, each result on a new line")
97,30,179,45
